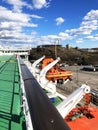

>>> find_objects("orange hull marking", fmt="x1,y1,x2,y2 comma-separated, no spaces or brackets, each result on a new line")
65,107,98,130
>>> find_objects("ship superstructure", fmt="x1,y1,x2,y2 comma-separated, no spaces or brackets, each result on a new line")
0,50,98,130
0,45,30,60
0,54,70,130
25,56,98,130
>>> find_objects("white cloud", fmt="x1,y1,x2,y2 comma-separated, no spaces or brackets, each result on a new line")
0,6,38,39
34,32,72,46
47,35,58,39
76,38,83,43
31,14,43,19
65,10,98,37
0,6,30,22
55,17,65,26
5,0,33,12
19,9,98,46
86,34,98,41
1,1,98,48
0,1,45,47
0,22,22,31
58,32,72,40
83,10,98,21
0,30,38,45
0,6,42,24
0,5,39,46
65,25,92,36
32,0,50,9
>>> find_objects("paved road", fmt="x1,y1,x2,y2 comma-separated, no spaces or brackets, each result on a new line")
58,66,98,95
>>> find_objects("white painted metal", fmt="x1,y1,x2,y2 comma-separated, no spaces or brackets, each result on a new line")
24,57,67,99
39,57,60,94
32,55,45,76
39,57,60,84
17,56,34,130
55,92,66,100
56,84,90,118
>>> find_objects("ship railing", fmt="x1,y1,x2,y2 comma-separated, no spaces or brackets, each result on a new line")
17,56,33,130
17,55,70,130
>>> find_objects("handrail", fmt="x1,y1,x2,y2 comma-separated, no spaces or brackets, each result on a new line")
18,56,70,130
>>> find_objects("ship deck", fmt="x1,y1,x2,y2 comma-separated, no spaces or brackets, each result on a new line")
0,55,25,130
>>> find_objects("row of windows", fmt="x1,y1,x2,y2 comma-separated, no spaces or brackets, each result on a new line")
1,50,29,53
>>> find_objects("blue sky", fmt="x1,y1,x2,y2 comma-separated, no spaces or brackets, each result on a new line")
0,0,98,48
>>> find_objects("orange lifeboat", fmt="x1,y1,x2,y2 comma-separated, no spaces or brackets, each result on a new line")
41,58,73,84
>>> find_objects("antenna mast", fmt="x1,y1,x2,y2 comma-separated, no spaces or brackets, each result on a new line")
54,39,59,58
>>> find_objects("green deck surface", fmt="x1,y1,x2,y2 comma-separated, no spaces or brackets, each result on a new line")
0,55,26,130
43,89,62,106
51,97,62,106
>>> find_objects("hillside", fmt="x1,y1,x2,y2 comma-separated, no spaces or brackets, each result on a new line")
29,46,98,65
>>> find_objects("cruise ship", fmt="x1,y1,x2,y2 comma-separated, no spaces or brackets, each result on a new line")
0,47,70,130
0,46,98,130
